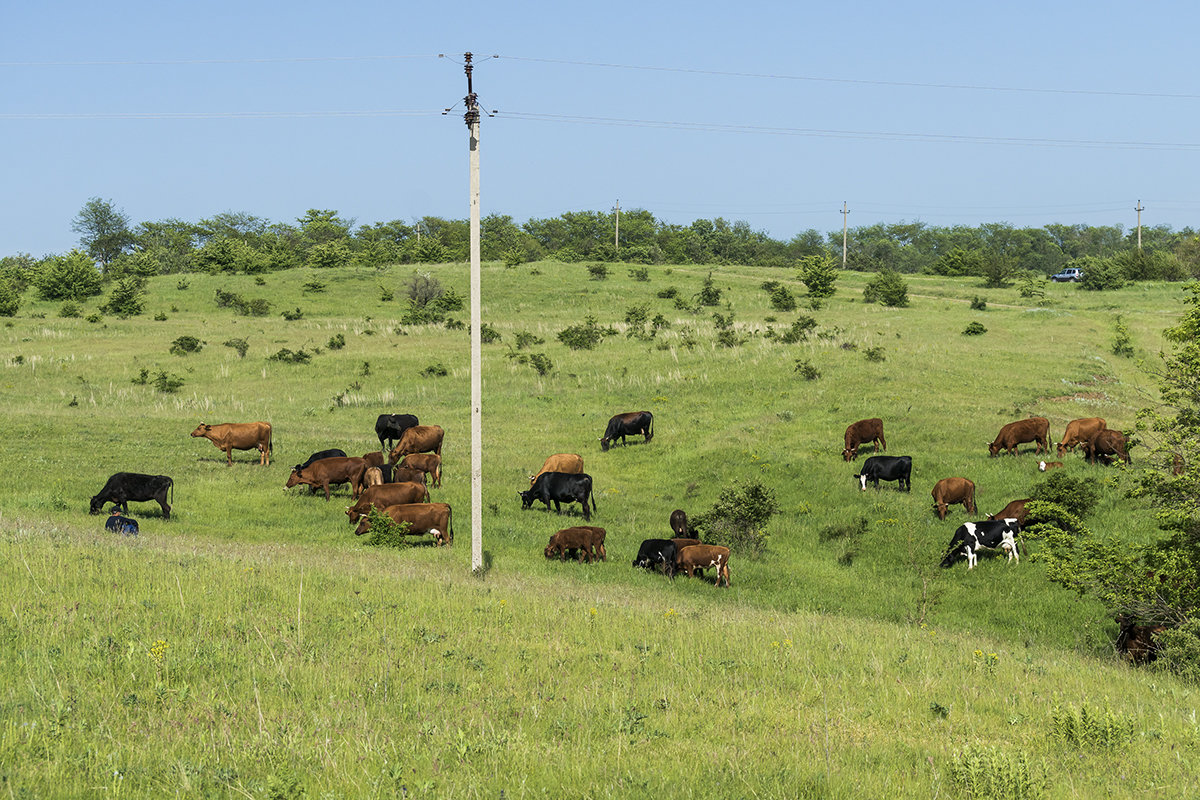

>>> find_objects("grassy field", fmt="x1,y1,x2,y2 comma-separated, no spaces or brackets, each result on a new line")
1,261,1197,798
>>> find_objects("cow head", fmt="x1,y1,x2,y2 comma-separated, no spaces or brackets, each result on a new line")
284,470,303,489
89,495,104,514
517,489,534,510
353,517,371,536
854,472,868,491
842,446,856,462
190,423,211,438
987,441,1001,457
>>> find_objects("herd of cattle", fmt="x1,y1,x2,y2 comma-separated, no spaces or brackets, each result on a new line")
86,410,1131,588
842,415,1130,570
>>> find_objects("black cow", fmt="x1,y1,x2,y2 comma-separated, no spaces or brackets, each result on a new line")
855,456,912,492
632,538,678,578
517,472,596,521
90,473,173,519
375,413,419,451
599,411,654,451
939,518,1021,569
293,448,347,473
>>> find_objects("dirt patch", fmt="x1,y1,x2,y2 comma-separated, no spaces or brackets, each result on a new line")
1042,391,1108,403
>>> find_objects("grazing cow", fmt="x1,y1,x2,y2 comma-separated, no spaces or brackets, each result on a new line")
375,413,419,451
530,453,584,486
285,457,369,501
388,425,445,464
842,418,886,461
599,411,654,451
855,455,912,492
987,498,1032,527
1038,461,1064,471
988,417,1049,457
544,526,607,562
670,538,703,576
191,421,273,466
1057,417,1107,458
632,538,678,577
1115,616,1168,665
939,519,1021,569
90,473,174,518
669,509,690,537
1085,429,1131,465
353,502,453,546
362,466,386,491
355,463,424,495
399,453,443,488
293,448,347,473
346,482,430,523
931,477,976,520
676,544,732,587
518,472,596,521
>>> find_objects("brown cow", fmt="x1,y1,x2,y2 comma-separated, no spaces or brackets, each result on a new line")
1085,429,1131,465
354,464,426,497
1038,460,1064,471
669,509,690,537
676,544,731,587
400,453,443,488
388,425,445,464
544,526,607,562
191,421,273,466
1115,616,1167,665
1057,417,1106,458
285,456,368,501
361,451,386,468
353,502,453,545
987,498,1032,527
988,417,1049,457
345,481,430,523
931,477,976,520
670,537,704,575
529,453,584,486
842,418,885,461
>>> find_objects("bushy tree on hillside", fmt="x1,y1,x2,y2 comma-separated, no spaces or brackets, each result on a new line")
862,269,908,307
799,253,839,298
72,197,134,270
36,250,103,301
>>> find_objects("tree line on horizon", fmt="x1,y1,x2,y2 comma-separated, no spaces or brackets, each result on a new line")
2,198,1199,305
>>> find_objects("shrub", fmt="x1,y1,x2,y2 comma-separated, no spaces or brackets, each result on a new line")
268,348,313,364
794,359,821,380
528,353,553,376
169,335,204,355
768,284,797,312
405,271,444,306
1050,703,1134,747
379,285,394,302
1077,257,1126,291
514,330,544,350
696,273,722,306
281,308,304,321
244,298,272,316
863,346,886,362
327,333,345,350
131,368,149,385
1018,272,1047,299
863,269,908,307
970,296,987,311
176,278,189,290
962,321,988,336
213,289,271,316
557,315,614,350
779,315,817,344
152,371,184,393
628,266,649,281
587,263,609,281
99,276,146,319
1112,315,1134,357
360,507,414,548
480,323,502,343
949,744,1046,800
154,311,167,321
502,246,525,269
690,479,778,558
420,362,449,377
656,286,679,299
307,241,351,269
1029,472,1101,518
254,276,266,285
223,338,249,358
798,254,839,298
36,250,103,301
58,301,82,318
0,281,19,317
85,312,103,324
624,304,651,339
1154,619,1200,683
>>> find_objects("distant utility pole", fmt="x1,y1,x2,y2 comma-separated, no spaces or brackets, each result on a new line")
462,53,484,574
841,201,850,268
1135,200,1144,251
613,200,620,250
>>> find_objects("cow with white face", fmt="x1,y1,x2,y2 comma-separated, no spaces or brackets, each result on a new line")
940,518,1021,569
855,455,912,492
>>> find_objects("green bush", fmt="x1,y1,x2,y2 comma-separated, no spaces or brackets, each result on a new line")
696,273,722,306
962,321,988,336
169,335,204,356
480,323,502,344
514,330,544,350
360,507,414,549
1050,702,1134,747
949,744,1046,800
793,359,821,380
970,296,987,311
779,316,817,344
628,266,649,281
421,362,449,377
557,315,614,350
690,479,778,558
798,254,839,298
863,346,886,362
1077,257,1126,291
768,284,797,311
0,281,19,317
268,348,313,364
302,280,326,293
587,263,609,281
58,301,82,318
1018,272,1047,299
1154,620,1200,683
1029,472,1101,518
152,371,184,393
1112,315,1134,357
656,286,679,299
36,250,103,301
327,333,345,350
281,308,303,321
862,269,909,307
223,338,249,358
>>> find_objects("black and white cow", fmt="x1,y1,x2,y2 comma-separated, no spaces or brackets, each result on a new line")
599,411,654,451
939,518,1021,569
517,472,596,521
374,413,419,451
632,538,678,578
90,473,174,518
855,455,912,492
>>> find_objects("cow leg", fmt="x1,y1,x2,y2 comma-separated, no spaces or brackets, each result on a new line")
599,543,607,561
157,495,170,519
324,482,332,502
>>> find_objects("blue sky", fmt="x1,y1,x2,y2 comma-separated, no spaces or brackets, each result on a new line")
3,0,1199,257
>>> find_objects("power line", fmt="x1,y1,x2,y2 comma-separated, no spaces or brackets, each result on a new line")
0,54,440,67
499,54,1200,101
1,109,442,120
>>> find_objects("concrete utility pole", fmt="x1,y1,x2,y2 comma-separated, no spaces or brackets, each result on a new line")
1135,200,1144,251
462,53,484,574
841,201,850,268
613,200,620,250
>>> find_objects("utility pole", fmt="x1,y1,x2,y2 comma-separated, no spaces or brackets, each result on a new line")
613,200,620,251
462,52,483,574
1135,200,1144,251
841,201,850,268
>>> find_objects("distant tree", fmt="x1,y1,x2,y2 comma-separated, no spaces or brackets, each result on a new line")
72,198,135,270
0,280,20,316
100,276,146,318
36,249,103,301
862,269,909,307
798,253,839,298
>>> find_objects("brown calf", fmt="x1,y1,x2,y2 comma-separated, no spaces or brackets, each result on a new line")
1085,429,1131,465
1057,417,1106,458
987,498,1032,527
676,544,731,587
988,417,1049,457
842,418,885,461
399,453,443,488
544,526,607,562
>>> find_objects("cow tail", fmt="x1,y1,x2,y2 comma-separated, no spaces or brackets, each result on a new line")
648,415,654,440
591,485,597,513
169,477,174,508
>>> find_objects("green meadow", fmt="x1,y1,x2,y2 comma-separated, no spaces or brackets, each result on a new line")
1,262,1197,798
